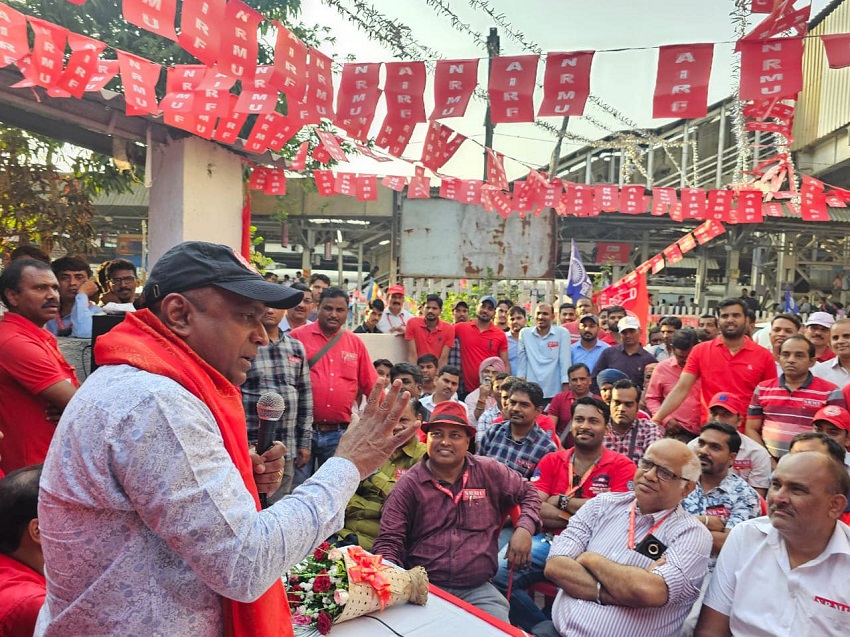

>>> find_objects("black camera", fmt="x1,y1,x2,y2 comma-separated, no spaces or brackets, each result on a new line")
633,533,667,560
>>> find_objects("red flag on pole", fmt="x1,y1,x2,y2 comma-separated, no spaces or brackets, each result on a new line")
178,0,224,66
122,0,177,41
653,43,713,119
596,273,650,339
431,59,479,119
488,55,537,123
738,38,803,101
538,51,594,117
384,61,426,122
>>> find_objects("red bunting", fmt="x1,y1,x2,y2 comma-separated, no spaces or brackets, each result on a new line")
693,220,726,244
431,59,479,119
677,233,697,254
706,189,733,222
733,190,764,224
234,87,277,114
594,185,619,213
289,141,309,171
177,0,224,66
669,202,684,222
248,166,268,190
357,175,378,201
649,253,665,274
512,181,533,212
488,55,537,124
243,113,287,153
663,243,684,265
217,0,262,81
353,142,392,163
314,170,335,196
440,177,459,200
315,130,349,162
408,176,431,199
566,183,595,216
116,50,161,116
653,44,713,119
751,0,782,13
271,22,307,101
334,172,357,196
800,175,829,222
78,59,119,92
651,188,677,216
385,61,426,122
0,3,28,67
381,175,407,192
681,188,707,219
312,143,331,164
743,2,809,41
212,96,248,144
764,202,783,217
264,169,287,195
457,180,483,205
619,186,648,215
421,120,463,171
54,34,105,98
738,38,803,101
122,0,177,41
164,110,215,139
534,181,562,210
374,116,416,157
490,190,514,218
336,63,381,121
486,149,509,190
302,47,335,121
538,51,594,117
821,34,850,69
193,75,235,118
28,17,68,89
161,65,203,114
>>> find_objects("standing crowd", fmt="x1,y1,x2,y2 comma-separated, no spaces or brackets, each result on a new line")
0,245,848,636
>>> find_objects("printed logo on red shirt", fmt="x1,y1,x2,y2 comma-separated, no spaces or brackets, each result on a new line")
463,488,487,501
530,467,542,482
341,351,357,362
589,474,611,495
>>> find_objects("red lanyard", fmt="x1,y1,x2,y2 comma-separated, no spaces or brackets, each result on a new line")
431,470,469,505
627,501,674,550
565,454,600,498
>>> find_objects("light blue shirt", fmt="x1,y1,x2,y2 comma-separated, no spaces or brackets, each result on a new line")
507,332,520,375
44,293,103,339
517,325,571,398
570,339,610,372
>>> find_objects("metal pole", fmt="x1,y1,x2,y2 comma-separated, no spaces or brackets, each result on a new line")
483,28,500,180
548,117,570,178
715,104,727,189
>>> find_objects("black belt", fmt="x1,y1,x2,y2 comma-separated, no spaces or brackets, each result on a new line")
314,422,349,432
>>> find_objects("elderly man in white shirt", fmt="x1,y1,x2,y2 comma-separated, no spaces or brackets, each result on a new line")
695,451,850,637
813,318,850,388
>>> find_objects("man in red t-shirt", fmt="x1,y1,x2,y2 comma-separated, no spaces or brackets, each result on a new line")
492,397,634,630
0,259,79,473
404,294,455,369
546,363,600,441
651,298,777,428
0,465,46,637
454,296,508,395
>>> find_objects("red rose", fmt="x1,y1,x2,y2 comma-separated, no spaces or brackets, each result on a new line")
313,573,331,593
317,610,333,635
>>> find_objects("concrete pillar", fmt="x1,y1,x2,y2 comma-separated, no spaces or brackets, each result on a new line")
148,137,244,266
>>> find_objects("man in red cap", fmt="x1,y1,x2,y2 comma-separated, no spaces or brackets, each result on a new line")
373,400,541,622
688,392,772,497
812,405,850,471
377,284,414,335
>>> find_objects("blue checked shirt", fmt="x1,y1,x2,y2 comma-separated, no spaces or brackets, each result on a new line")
476,421,557,479
242,331,313,460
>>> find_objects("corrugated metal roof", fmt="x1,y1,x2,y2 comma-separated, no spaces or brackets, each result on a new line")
668,257,720,270
92,184,149,207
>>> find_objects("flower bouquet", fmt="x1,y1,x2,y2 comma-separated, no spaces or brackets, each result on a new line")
286,542,429,635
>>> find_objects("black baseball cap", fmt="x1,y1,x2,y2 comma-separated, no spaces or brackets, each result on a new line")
139,241,304,309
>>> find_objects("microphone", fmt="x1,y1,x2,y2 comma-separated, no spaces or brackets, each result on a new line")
256,392,286,509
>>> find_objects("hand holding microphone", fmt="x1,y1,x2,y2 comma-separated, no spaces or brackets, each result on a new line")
255,392,286,508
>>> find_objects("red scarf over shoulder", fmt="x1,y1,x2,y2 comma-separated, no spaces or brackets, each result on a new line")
94,309,291,637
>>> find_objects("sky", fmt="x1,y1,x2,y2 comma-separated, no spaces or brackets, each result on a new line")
296,0,835,179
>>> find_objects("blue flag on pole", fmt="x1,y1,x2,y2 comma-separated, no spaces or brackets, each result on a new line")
566,239,592,302
784,290,799,314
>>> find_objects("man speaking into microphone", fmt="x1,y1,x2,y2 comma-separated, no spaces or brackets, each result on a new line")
35,242,418,637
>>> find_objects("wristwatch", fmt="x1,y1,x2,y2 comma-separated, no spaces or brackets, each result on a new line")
557,494,572,511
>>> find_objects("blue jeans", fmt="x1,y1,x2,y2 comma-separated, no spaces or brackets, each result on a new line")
293,428,344,488
491,533,552,631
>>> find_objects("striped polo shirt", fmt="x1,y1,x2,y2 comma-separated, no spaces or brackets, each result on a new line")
748,373,845,459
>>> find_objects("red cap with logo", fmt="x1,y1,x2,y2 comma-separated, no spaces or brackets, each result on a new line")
422,401,476,438
387,285,405,296
708,392,747,418
812,405,850,432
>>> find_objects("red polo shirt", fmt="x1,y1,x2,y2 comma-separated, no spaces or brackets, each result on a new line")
290,323,377,424
546,391,602,436
454,321,508,391
817,349,837,363
562,321,580,345
683,336,777,420
404,317,456,359
0,313,79,473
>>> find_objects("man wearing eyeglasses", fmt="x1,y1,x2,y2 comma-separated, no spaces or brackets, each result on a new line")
533,439,711,637
104,259,139,306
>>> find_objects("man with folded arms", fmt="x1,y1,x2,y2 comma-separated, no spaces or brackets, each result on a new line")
534,439,710,637
373,401,541,621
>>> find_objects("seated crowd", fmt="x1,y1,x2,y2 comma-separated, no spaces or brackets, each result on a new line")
1,260,849,637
